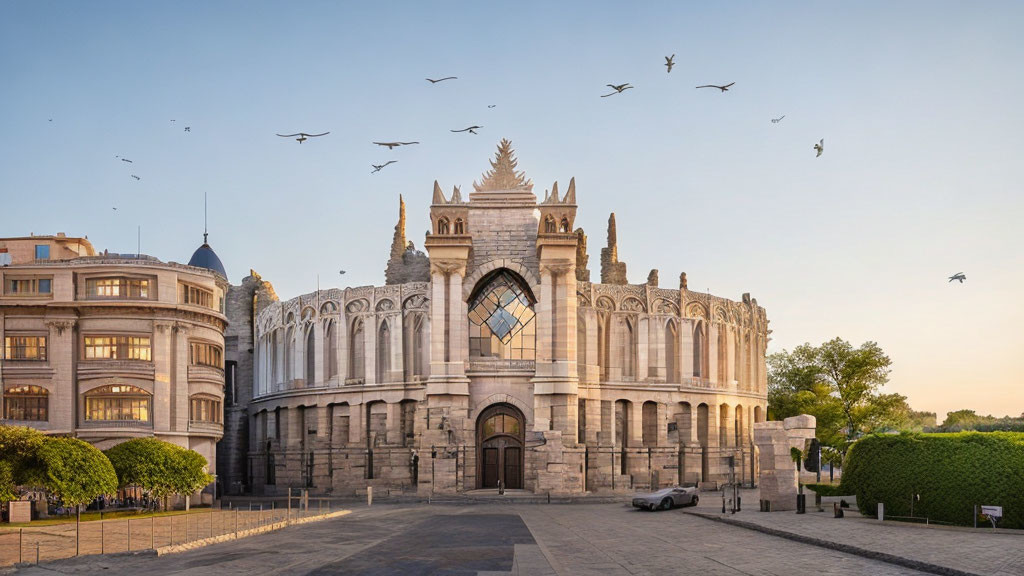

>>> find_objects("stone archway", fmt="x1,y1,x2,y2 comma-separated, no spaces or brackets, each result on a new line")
476,403,525,490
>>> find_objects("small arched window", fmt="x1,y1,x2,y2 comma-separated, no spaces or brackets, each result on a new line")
305,325,316,385
376,319,391,383
349,318,365,381
692,321,703,378
559,217,570,233
85,385,152,423
453,218,465,235
437,217,450,235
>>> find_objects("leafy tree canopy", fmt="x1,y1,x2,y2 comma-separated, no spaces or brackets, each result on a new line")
37,437,117,507
0,425,49,501
104,438,212,499
768,337,902,446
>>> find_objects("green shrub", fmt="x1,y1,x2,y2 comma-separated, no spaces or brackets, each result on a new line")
841,432,1024,528
37,437,118,507
105,438,213,502
0,425,48,501
805,483,848,497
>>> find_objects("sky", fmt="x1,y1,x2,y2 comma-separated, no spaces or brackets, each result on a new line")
2,1,1022,420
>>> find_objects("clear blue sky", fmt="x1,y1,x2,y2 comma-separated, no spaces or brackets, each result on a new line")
2,1,1022,420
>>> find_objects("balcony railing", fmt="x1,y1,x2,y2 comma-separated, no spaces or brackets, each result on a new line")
188,364,225,383
78,360,154,379
468,359,536,372
79,419,153,429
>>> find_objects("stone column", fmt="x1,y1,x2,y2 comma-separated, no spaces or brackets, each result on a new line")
44,319,76,433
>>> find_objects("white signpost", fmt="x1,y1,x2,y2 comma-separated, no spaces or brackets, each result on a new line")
980,505,1002,528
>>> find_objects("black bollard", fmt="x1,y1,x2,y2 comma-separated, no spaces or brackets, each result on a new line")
796,494,806,514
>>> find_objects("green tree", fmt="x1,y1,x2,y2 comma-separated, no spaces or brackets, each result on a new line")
37,437,117,508
768,338,902,446
104,438,212,509
0,425,49,501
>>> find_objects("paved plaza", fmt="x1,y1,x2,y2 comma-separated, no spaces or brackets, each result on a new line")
7,499,984,576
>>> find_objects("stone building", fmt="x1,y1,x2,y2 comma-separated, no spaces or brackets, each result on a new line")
0,233,228,502
231,140,768,496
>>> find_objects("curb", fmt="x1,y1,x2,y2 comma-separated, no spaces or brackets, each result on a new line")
155,510,351,556
684,510,985,576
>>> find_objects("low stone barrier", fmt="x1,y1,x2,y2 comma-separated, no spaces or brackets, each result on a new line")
156,510,350,556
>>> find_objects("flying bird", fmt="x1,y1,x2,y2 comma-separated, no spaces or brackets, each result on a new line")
48,118,53,122
184,126,190,132
112,207,117,211
451,126,483,134
426,76,457,83
120,158,133,163
276,132,329,144
771,115,786,124
373,141,419,149
696,82,735,92
601,83,634,97
814,138,824,157
948,272,966,283
371,160,397,173
488,105,497,108
665,54,675,73
131,175,141,180
339,270,346,275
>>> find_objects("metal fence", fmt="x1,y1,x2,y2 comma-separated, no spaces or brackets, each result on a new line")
0,495,335,567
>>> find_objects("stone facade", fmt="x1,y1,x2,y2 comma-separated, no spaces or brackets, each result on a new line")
0,235,227,503
753,415,816,511
231,140,769,497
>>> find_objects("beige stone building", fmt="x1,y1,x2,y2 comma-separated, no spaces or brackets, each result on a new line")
0,233,228,500
235,140,768,496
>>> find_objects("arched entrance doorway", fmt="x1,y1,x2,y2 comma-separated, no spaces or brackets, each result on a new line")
476,403,525,489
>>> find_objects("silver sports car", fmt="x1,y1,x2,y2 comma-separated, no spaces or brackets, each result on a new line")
631,486,699,511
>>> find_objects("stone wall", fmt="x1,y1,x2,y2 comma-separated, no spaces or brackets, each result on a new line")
753,414,816,511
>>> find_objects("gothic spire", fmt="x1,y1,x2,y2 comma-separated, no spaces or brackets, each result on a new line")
564,177,576,204
473,138,533,192
432,180,446,204
389,195,407,262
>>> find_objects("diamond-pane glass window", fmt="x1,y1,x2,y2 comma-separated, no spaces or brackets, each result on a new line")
469,271,536,360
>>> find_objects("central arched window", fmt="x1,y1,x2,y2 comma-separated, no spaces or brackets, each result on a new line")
85,385,151,423
468,270,536,360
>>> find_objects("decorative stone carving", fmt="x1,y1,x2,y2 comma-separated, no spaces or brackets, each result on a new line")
620,297,645,312
647,269,659,287
45,319,76,335
473,139,533,192
596,296,615,311
403,294,429,310
654,299,679,315
600,213,628,285
680,272,688,290
346,299,368,314
375,299,395,312
574,227,591,282
430,258,466,276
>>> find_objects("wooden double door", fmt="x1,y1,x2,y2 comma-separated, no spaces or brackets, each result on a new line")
477,404,525,490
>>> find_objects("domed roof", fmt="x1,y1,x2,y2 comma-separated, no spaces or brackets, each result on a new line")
188,235,226,278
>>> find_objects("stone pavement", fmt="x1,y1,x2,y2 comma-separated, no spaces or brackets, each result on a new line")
686,488,1024,576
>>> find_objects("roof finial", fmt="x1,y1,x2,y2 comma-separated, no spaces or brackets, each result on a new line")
473,139,533,192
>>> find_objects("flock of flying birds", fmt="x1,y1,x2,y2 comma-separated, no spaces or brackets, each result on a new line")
91,56,964,284
273,75,485,174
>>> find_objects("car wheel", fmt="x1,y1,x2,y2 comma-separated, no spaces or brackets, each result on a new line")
691,495,699,507
660,498,673,511
648,503,657,511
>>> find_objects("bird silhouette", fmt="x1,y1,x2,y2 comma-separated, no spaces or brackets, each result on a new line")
276,132,329,144
665,54,675,73
339,270,346,275
948,272,966,283
451,126,483,134
371,161,397,173
696,82,735,92
488,105,497,108
814,138,824,157
184,126,190,132
112,207,117,211
601,83,633,97
426,76,457,83
120,158,133,163
771,115,786,124
373,141,419,149
131,175,141,181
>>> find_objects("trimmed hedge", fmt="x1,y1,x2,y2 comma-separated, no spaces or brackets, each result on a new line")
841,432,1024,528
805,483,848,497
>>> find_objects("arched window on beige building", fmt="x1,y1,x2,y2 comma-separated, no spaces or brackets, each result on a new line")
665,320,679,383
376,319,391,383
349,318,365,382
403,312,428,381
692,321,703,378
453,218,465,234
323,320,338,381
437,217,450,235
284,326,294,384
85,385,152,424
544,215,557,233
304,325,316,386
621,317,636,379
